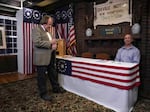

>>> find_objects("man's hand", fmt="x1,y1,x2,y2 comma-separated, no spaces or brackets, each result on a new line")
52,43,57,50
50,39,57,44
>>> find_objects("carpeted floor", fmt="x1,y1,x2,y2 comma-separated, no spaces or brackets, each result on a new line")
0,77,150,112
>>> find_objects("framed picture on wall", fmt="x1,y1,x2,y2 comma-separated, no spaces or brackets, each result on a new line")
0,27,6,49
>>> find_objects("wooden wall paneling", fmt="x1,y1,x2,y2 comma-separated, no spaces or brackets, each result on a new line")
74,1,141,57
0,55,17,73
75,2,90,55
135,0,150,98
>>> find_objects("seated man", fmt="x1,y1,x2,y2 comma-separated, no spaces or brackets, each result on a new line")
115,34,140,63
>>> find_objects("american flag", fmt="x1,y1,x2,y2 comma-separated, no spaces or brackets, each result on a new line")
55,4,77,56
56,23,68,39
67,23,77,56
56,58,140,90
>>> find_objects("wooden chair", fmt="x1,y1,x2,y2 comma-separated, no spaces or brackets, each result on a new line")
81,52,93,58
95,53,110,60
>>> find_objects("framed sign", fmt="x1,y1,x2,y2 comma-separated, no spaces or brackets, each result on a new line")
0,27,6,49
100,27,122,36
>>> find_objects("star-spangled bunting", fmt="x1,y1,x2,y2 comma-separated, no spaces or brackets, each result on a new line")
23,8,47,24
56,59,72,75
56,58,140,90
22,8,49,74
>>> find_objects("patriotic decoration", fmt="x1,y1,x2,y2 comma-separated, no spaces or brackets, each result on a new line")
23,8,48,74
57,58,140,90
18,5,77,74
55,4,77,56
56,59,72,76
24,8,43,23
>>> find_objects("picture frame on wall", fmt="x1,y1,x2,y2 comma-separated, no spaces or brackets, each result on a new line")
0,27,6,49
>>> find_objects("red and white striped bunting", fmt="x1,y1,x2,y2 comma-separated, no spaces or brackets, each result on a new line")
71,60,140,90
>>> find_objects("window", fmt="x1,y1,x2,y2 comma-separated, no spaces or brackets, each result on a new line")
0,16,17,55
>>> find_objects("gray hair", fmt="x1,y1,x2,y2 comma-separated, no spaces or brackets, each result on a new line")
40,15,53,25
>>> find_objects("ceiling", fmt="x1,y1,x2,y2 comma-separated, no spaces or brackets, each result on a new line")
0,0,65,16
0,0,106,17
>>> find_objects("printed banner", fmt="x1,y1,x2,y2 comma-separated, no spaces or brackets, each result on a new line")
94,0,131,26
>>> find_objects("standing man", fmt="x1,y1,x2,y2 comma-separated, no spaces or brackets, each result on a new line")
115,34,140,63
32,15,65,101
